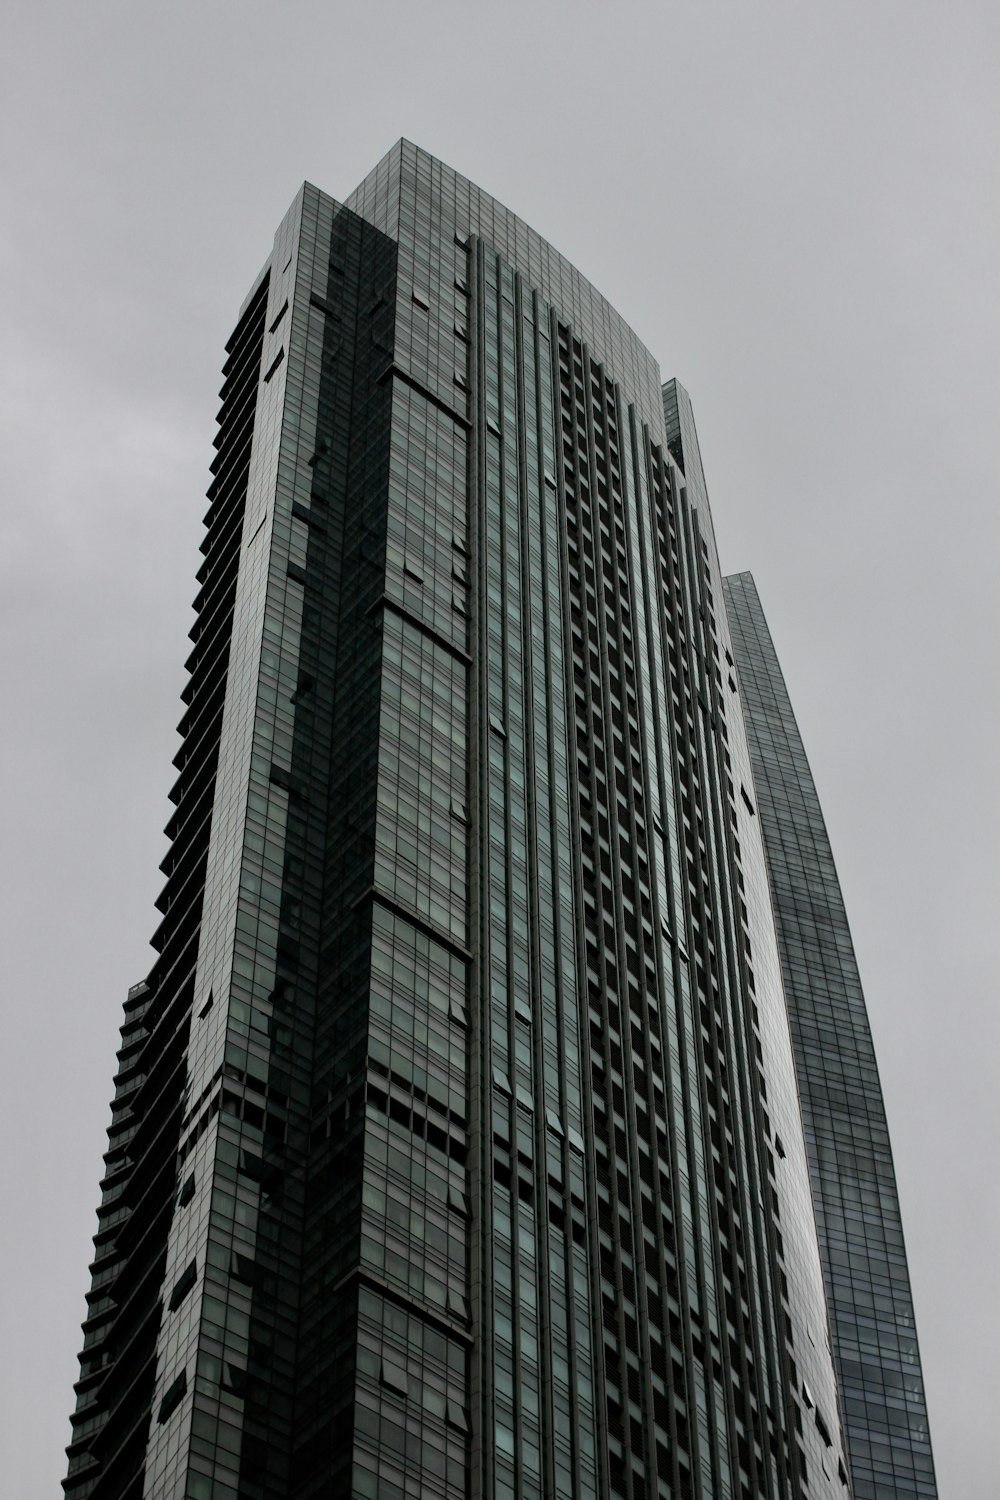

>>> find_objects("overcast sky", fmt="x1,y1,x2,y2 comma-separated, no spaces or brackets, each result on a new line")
2,2,997,1495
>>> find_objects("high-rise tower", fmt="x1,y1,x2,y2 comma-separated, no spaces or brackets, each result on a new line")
723,574,937,1500
66,142,929,1500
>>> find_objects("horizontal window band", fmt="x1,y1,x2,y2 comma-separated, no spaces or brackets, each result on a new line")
309,292,341,319
367,595,472,665
376,362,472,430
353,887,472,965
291,500,327,532
340,1265,474,1347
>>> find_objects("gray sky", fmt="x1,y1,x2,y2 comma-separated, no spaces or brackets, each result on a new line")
3,2,997,1494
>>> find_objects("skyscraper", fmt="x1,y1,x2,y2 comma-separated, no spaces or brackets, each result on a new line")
723,575,937,1500
65,141,930,1500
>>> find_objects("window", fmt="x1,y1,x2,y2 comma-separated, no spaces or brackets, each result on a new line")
263,348,285,383
168,1260,197,1311
381,1359,408,1395
157,1370,187,1424
447,1288,468,1320
447,1399,470,1431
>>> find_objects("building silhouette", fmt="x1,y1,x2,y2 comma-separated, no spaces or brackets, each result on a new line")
66,142,933,1500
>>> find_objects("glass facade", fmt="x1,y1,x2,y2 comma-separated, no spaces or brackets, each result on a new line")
723,574,938,1500
65,142,929,1500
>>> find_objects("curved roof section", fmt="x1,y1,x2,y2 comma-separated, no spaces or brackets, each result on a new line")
341,138,668,437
